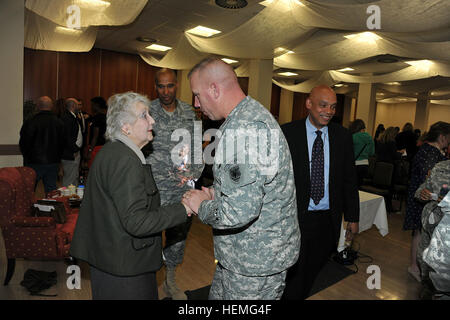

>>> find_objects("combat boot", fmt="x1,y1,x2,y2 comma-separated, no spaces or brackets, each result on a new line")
163,267,187,300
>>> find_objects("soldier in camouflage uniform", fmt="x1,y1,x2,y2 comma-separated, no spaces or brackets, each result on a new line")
415,160,449,298
145,68,204,300
423,192,450,300
183,58,300,300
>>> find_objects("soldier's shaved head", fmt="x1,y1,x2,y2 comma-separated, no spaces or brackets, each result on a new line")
189,58,245,120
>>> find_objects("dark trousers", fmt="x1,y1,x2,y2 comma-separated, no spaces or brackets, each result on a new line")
356,165,369,188
89,265,158,300
27,163,59,194
282,211,336,300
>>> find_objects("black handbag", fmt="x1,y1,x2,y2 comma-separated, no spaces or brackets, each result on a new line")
20,269,57,296
32,199,67,224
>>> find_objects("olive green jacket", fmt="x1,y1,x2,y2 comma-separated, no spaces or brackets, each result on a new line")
70,138,187,276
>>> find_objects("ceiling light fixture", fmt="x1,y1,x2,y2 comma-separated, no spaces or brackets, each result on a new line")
186,26,221,37
145,44,172,52
406,59,433,69
215,0,248,9
260,0,291,11
274,47,294,54
336,67,354,72
278,72,298,76
385,82,401,85
55,26,83,34
334,84,344,87
344,32,381,43
221,58,239,64
75,0,111,9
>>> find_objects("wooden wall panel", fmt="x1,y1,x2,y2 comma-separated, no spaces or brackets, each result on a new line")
270,84,281,119
137,57,158,100
58,49,101,114
292,92,309,121
100,50,138,101
23,48,57,102
237,77,249,95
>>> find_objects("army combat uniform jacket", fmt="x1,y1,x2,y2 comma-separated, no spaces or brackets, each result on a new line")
146,99,204,205
198,96,301,277
416,160,450,283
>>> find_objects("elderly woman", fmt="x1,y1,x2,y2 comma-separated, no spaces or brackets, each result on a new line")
70,92,191,300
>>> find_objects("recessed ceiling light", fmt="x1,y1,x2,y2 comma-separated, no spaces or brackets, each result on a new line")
145,44,172,52
186,26,221,37
278,72,298,76
75,0,111,9
55,26,83,34
274,47,294,54
406,60,433,68
221,58,239,64
334,84,344,87
385,82,401,85
336,67,354,72
344,32,382,43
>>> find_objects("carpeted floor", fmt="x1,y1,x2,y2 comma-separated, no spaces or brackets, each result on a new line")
174,259,355,300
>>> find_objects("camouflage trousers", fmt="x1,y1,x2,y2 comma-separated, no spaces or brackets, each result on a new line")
209,263,287,300
163,215,193,269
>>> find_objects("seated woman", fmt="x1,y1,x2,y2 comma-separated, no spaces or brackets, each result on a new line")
70,92,192,300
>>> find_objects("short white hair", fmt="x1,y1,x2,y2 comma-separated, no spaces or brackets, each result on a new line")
105,92,150,141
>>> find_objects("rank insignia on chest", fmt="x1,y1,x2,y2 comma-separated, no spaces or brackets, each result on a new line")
229,165,241,183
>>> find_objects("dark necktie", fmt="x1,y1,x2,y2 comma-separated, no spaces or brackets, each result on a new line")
310,130,324,205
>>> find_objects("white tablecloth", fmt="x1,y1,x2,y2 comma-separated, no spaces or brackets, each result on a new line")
337,191,389,251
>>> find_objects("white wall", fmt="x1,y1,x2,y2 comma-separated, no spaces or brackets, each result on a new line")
375,102,416,130
0,1,24,167
375,101,450,132
427,103,450,129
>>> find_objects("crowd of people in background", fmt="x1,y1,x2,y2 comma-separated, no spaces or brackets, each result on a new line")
19,63,449,300
19,95,108,194
349,118,450,300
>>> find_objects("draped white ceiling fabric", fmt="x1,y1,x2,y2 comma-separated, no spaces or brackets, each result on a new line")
25,9,97,52
24,0,147,52
139,35,209,70
25,0,148,27
24,0,450,97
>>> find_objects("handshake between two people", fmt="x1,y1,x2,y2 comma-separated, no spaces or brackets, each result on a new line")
181,186,214,217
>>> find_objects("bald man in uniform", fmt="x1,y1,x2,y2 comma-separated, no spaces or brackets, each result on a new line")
281,85,360,300
182,58,300,300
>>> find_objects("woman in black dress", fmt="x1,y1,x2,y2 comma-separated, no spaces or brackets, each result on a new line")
404,121,450,282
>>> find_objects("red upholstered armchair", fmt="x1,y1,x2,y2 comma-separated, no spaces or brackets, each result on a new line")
0,167,78,285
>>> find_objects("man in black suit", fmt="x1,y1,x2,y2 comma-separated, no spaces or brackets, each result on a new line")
281,85,360,300
61,98,83,187
19,96,65,194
